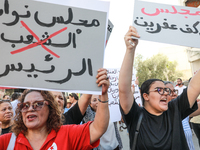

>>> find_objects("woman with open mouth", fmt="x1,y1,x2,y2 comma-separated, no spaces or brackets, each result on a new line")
119,26,199,150
0,68,110,150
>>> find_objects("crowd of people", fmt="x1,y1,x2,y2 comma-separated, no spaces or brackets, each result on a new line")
0,26,200,150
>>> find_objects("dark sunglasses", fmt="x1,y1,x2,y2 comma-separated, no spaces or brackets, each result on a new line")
18,100,48,112
149,87,171,95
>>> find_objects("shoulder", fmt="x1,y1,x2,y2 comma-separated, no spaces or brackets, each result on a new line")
0,133,12,149
182,85,187,89
11,100,18,105
60,122,92,134
120,100,141,115
175,86,179,89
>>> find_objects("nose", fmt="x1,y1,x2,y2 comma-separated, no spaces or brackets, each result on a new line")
163,90,169,95
6,109,12,113
56,97,61,104
27,104,35,112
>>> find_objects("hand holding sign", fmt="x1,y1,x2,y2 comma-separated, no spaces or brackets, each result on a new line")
96,68,110,95
124,26,140,51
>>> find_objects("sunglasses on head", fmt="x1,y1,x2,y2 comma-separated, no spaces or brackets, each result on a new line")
19,100,48,112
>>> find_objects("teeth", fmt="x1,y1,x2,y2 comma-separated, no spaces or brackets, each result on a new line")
28,115,35,118
161,99,167,101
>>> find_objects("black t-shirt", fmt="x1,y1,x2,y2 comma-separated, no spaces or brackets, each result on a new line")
63,102,84,125
1,126,11,135
120,88,197,150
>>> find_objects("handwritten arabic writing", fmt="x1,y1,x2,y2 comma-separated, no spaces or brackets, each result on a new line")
0,0,101,59
0,0,100,27
134,17,200,34
141,6,200,17
0,0,108,93
0,57,92,84
133,0,200,48
107,69,120,105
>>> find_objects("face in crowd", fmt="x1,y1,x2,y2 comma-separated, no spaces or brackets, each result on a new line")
13,90,62,135
141,79,172,115
66,98,72,108
51,91,65,113
0,100,13,125
90,95,99,112
165,83,178,102
69,93,78,104
177,78,182,86
3,95,10,100
21,91,50,130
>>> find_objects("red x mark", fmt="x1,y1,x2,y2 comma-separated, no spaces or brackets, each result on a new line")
10,21,68,58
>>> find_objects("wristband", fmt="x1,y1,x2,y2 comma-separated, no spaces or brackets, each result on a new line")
98,99,109,103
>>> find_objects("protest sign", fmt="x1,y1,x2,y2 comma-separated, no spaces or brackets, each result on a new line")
106,20,114,45
107,68,142,122
0,0,109,94
133,0,200,48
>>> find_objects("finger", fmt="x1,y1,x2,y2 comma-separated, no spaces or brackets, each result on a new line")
96,69,107,80
96,74,107,85
102,84,109,95
125,26,140,39
97,78,110,87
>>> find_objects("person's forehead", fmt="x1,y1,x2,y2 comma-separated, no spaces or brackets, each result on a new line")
177,79,181,82
0,102,11,108
150,81,165,88
165,83,174,90
91,95,99,99
24,91,43,102
51,91,63,97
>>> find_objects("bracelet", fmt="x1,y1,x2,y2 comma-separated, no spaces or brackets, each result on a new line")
98,99,109,103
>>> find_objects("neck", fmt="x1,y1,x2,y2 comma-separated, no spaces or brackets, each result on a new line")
25,126,49,150
26,126,48,141
2,120,13,129
178,84,183,87
144,105,163,116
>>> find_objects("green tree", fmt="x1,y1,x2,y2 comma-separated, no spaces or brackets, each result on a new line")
134,53,183,87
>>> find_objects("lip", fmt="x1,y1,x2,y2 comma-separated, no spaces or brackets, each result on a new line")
4,114,13,118
27,114,37,121
160,98,168,105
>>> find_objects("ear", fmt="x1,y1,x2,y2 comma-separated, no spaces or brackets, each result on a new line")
143,93,149,101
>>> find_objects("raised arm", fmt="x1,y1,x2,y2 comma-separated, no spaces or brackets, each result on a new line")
119,26,140,114
190,101,200,117
78,94,92,115
188,71,200,108
89,68,109,144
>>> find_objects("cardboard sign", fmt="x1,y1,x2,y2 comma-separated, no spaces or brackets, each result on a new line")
0,0,109,94
107,68,142,122
133,0,200,48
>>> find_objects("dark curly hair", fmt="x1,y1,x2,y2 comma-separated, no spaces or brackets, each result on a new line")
11,89,63,136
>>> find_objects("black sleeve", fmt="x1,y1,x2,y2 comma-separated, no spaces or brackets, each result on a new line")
119,100,142,149
63,102,84,125
119,100,142,131
169,88,198,120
